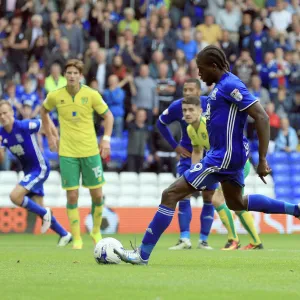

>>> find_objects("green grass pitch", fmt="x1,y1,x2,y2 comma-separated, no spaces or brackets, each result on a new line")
1,234,300,300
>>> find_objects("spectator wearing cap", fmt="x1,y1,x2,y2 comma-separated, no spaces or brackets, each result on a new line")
196,15,222,45
118,8,139,36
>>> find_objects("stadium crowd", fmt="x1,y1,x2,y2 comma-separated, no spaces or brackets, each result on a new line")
0,0,299,173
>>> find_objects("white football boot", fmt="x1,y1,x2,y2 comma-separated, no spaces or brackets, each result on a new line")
114,247,148,265
57,232,73,247
168,238,192,250
41,208,52,234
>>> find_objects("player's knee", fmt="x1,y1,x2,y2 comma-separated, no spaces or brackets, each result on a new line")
211,190,224,207
226,199,245,211
89,188,102,202
67,190,79,205
202,190,214,203
9,191,22,205
161,187,178,207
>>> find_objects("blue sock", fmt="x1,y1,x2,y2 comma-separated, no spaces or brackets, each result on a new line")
200,202,215,242
248,194,300,216
178,199,191,239
50,216,68,237
21,196,46,217
140,205,175,260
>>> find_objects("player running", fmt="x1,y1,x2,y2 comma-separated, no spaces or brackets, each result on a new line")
41,59,114,250
114,45,300,265
0,100,72,246
159,79,262,250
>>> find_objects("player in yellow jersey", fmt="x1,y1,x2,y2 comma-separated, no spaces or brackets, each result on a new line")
41,59,114,250
183,95,263,250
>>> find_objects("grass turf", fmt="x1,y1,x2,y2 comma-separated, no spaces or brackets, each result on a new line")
0,234,300,300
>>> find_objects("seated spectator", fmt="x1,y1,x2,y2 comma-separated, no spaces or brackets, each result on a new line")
103,75,125,138
249,75,271,108
45,63,67,93
118,7,139,36
196,14,222,45
275,118,299,152
176,29,198,63
265,102,280,141
127,109,151,173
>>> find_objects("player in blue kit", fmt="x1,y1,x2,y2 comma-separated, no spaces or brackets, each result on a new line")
115,45,300,265
0,100,72,246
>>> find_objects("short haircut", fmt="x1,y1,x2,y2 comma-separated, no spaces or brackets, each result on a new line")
0,100,12,110
185,78,201,89
182,96,201,106
64,59,84,74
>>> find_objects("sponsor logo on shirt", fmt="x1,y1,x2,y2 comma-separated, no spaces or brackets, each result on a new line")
60,100,65,104
230,89,243,101
81,97,88,104
15,134,24,143
210,88,218,100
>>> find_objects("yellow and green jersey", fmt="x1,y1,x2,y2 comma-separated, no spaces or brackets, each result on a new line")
186,116,210,151
43,85,108,158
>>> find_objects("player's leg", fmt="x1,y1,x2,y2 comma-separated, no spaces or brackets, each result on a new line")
236,160,263,250
115,159,219,265
31,195,72,246
212,189,240,250
169,158,192,250
10,184,52,234
60,156,82,249
198,189,214,250
81,154,105,244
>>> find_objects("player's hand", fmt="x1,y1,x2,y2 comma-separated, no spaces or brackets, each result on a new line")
257,158,272,184
175,145,191,158
99,139,111,159
48,135,59,152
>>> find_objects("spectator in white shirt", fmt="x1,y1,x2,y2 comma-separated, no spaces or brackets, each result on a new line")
270,0,292,33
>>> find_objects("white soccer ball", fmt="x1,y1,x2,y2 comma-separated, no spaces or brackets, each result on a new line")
94,237,123,264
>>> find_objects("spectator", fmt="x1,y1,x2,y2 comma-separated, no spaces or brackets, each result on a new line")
48,28,62,52
110,55,127,81
238,13,253,49
271,30,293,52
233,49,256,87
20,78,41,119
289,23,300,50
219,30,238,66
45,63,67,93
87,49,110,93
169,0,185,29
29,36,51,67
176,29,198,63
177,16,195,40
274,47,290,88
135,26,151,62
25,14,46,50
0,17,8,41
118,7,139,36
274,86,294,117
171,49,188,74
183,0,208,26
291,88,300,113
49,37,76,70
83,40,100,77
289,51,300,92
0,48,10,93
287,0,300,15
205,0,225,20
103,75,125,137
34,0,56,26
275,117,299,152
59,10,84,58
173,67,189,99
149,50,165,79
249,74,271,108
2,81,22,118
217,0,242,43
119,38,142,69
127,109,150,173
161,17,178,44
3,17,28,78
249,18,274,66
194,31,209,53
196,14,222,45
156,62,176,113
265,102,281,141
49,11,60,30
132,64,158,125
270,0,292,33
22,60,45,94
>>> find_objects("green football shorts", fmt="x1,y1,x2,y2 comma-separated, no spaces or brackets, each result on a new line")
59,154,105,190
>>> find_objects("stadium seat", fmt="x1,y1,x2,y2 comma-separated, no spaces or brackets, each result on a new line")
120,184,139,197
270,163,289,174
277,197,292,204
104,172,119,185
275,186,292,198
18,171,24,181
44,184,62,197
257,186,275,198
139,184,159,198
0,184,15,196
290,164,300,173
271,152,289,164
79,187,90,198
103,184,120,197
43,196,63,207
289,152,300,164
119,172,139,185
244,185,254,195
118,195,139,207
139,173,158,185
293,187,300,198
245,174,256,187
273,174,291,185
0,196,15,207
47,171,61,185
0,171,18,184
250,151,259,166
291,175,300,185
139,196,160,207
104,196,119,207
158,173,175,186
254,175,274,186
78,196,92,207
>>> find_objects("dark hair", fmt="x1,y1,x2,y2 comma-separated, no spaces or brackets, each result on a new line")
196,45,230,72
183,96,201,106
185,78,201,89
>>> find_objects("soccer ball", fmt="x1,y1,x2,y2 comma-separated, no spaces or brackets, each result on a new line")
94,237,123,264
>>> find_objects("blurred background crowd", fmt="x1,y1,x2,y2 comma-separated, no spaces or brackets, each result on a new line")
0,0,299,174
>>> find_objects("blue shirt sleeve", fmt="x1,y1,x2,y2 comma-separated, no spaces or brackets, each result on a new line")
159,100,181,125
200,96,208,113
223,78,258,112
20,119,42,134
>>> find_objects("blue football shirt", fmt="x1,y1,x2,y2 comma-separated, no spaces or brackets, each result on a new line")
205,72,258,170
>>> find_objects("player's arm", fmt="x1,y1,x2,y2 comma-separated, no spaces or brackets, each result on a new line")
157,103,191,158
0,136,5,163
93,93,114,159
41,93,59,152
191,145,203,165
